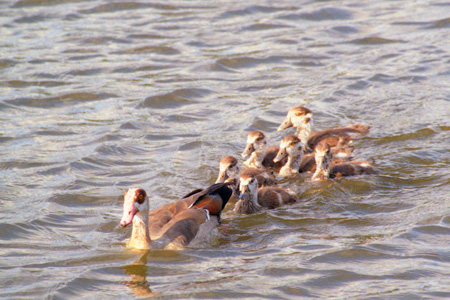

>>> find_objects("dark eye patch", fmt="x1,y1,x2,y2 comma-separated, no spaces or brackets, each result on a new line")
136,189,146,204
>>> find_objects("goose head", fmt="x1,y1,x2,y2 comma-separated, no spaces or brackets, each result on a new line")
274,135,303,163
278,106,313,131
215,155,241,184
234,174,261,214
241,131,267,159
120,188,149,228
277,106,313,145
242,131,268,169
238,174,259,203
312,142,332,181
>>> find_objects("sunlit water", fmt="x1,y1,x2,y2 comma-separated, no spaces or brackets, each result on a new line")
1,0,450,299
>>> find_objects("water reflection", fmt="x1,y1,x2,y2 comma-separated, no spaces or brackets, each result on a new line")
121,251,157,298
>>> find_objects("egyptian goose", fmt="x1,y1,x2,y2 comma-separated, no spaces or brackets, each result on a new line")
234,173,297,214
311,142,377,181
216,155,277,188
120,182,233,250
277,106,367,156
241,130,286,171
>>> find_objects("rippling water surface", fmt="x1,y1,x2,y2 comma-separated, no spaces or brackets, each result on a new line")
1,0,450,299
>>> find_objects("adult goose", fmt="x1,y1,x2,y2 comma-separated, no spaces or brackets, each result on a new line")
234,173,297,214
277,106,368,155
120,182,233,250
311,142,377,181
241,130,286,171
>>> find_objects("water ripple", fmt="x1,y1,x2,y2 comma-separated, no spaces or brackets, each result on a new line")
6,92,116,108
138,88,212,109
1,0,450,299
280,7,353,21
349,36,407,45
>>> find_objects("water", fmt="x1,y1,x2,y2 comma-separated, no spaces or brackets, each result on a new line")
1,0,450,299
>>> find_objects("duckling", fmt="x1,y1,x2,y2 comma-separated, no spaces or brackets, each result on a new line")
234,173,297,214
273,135,305,176
215,155,241,184
241,130,286,171
311,142,377,181
277,106,367,156
216,155,277,188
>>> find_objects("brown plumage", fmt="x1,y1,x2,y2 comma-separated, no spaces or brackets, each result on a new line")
188,182,234,222
262,146,285,170
299,153,316,173
331,160,378,179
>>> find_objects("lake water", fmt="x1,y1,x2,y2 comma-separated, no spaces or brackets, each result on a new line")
1,0,450,299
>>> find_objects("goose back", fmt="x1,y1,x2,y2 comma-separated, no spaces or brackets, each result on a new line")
257,186,297,208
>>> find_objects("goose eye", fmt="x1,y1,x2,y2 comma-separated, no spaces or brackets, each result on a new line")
136,190,146,204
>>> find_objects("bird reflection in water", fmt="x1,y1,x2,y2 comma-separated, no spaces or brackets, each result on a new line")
121,251,158,297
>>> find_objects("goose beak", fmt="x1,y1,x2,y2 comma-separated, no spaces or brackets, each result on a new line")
274,148,287,163
277,118,293,131
120,202,138,227
239,185,249,200
215,169,228,183
241,143,255,158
